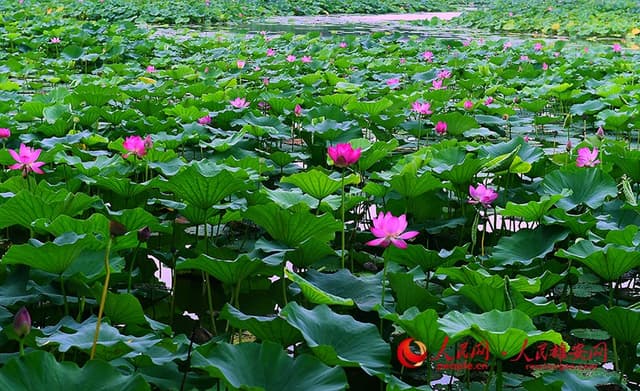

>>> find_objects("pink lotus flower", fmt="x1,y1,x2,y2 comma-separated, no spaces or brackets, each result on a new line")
422,51,434,62
432,79,445,90
301,56,312,63
520,55,529,61
534,42,543,51
327,143,361,168
50,37,61,44
462,39,472,47
576,147,600,167
236,60,246,69
463,100,474,110
146,65,156,73
434,121,447,135
399,58,406,64
468,184,498,207
612,43,622,53
294,104,302,117
437,69,452,79
386,78,400,87
484,96,494,105
503,41,512,50
198,115,211,125
286,55,296,62
0,128,10,138
266,48,275,56
542,62,549,70
263,77,270,86
144,135,153,150
412,101,432,115
123,135,147,158
366,212,419,249
9,143,45,175
339,42,347,48
230,97,250,109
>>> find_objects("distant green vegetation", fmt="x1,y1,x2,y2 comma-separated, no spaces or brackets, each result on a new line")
2,0,474,25
452,0,640,41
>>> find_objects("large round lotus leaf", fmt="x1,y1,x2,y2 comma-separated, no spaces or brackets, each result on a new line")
540,167,617,210
578,305,640,345
0,350,148,391
191,341,347,391
439,309,565,359
280,302,391,376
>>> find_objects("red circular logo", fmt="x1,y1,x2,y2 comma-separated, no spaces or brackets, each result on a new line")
397,338,428,368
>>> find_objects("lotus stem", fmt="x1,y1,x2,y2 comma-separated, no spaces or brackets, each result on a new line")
90,236,112,360
127,242,142,293
60,275,69,316
340,171,346,269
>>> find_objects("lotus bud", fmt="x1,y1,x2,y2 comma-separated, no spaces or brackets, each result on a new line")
566,139,572,152
13,307,31,338
109,220,127,237
137,226,151,242
596,126,605,139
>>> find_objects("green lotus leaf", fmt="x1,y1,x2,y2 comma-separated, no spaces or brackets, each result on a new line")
345,98,392,116
439,309,566,359
383,307,448,355
0,267,40,306
498,193,567,222
281,169,359,200
266,188,319,210
244,203,340,246
491,226,569,266
389,171,443,198
0,188,99,230
569,100,606,116
353,138,399,171
233,113,290,138
104,292,147,327
303,268,391,311
286,269,355,307
478,136,544,165
431,112,479,136
176,253,278,285
581,305,640,345
541,168,618,211
162,163,250,210
285,237,337,268
542,208,597,235
556,240,640,281
219,304,302,347
281,302,391,376
37,316,161,361
525,370,623,391
597,109,631,130
388,272,442,313
191,340,347,391
1,233,99,275
319,93,355,107
0,351,149,391
386,244,467,272
109,207,171,233
61,45,84,60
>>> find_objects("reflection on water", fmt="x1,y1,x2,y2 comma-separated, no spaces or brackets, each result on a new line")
151,12,569,45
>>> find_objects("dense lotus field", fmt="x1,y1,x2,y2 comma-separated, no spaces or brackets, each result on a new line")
0,1,639,391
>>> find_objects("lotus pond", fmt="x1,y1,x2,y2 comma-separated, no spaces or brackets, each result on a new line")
0,1,639,391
